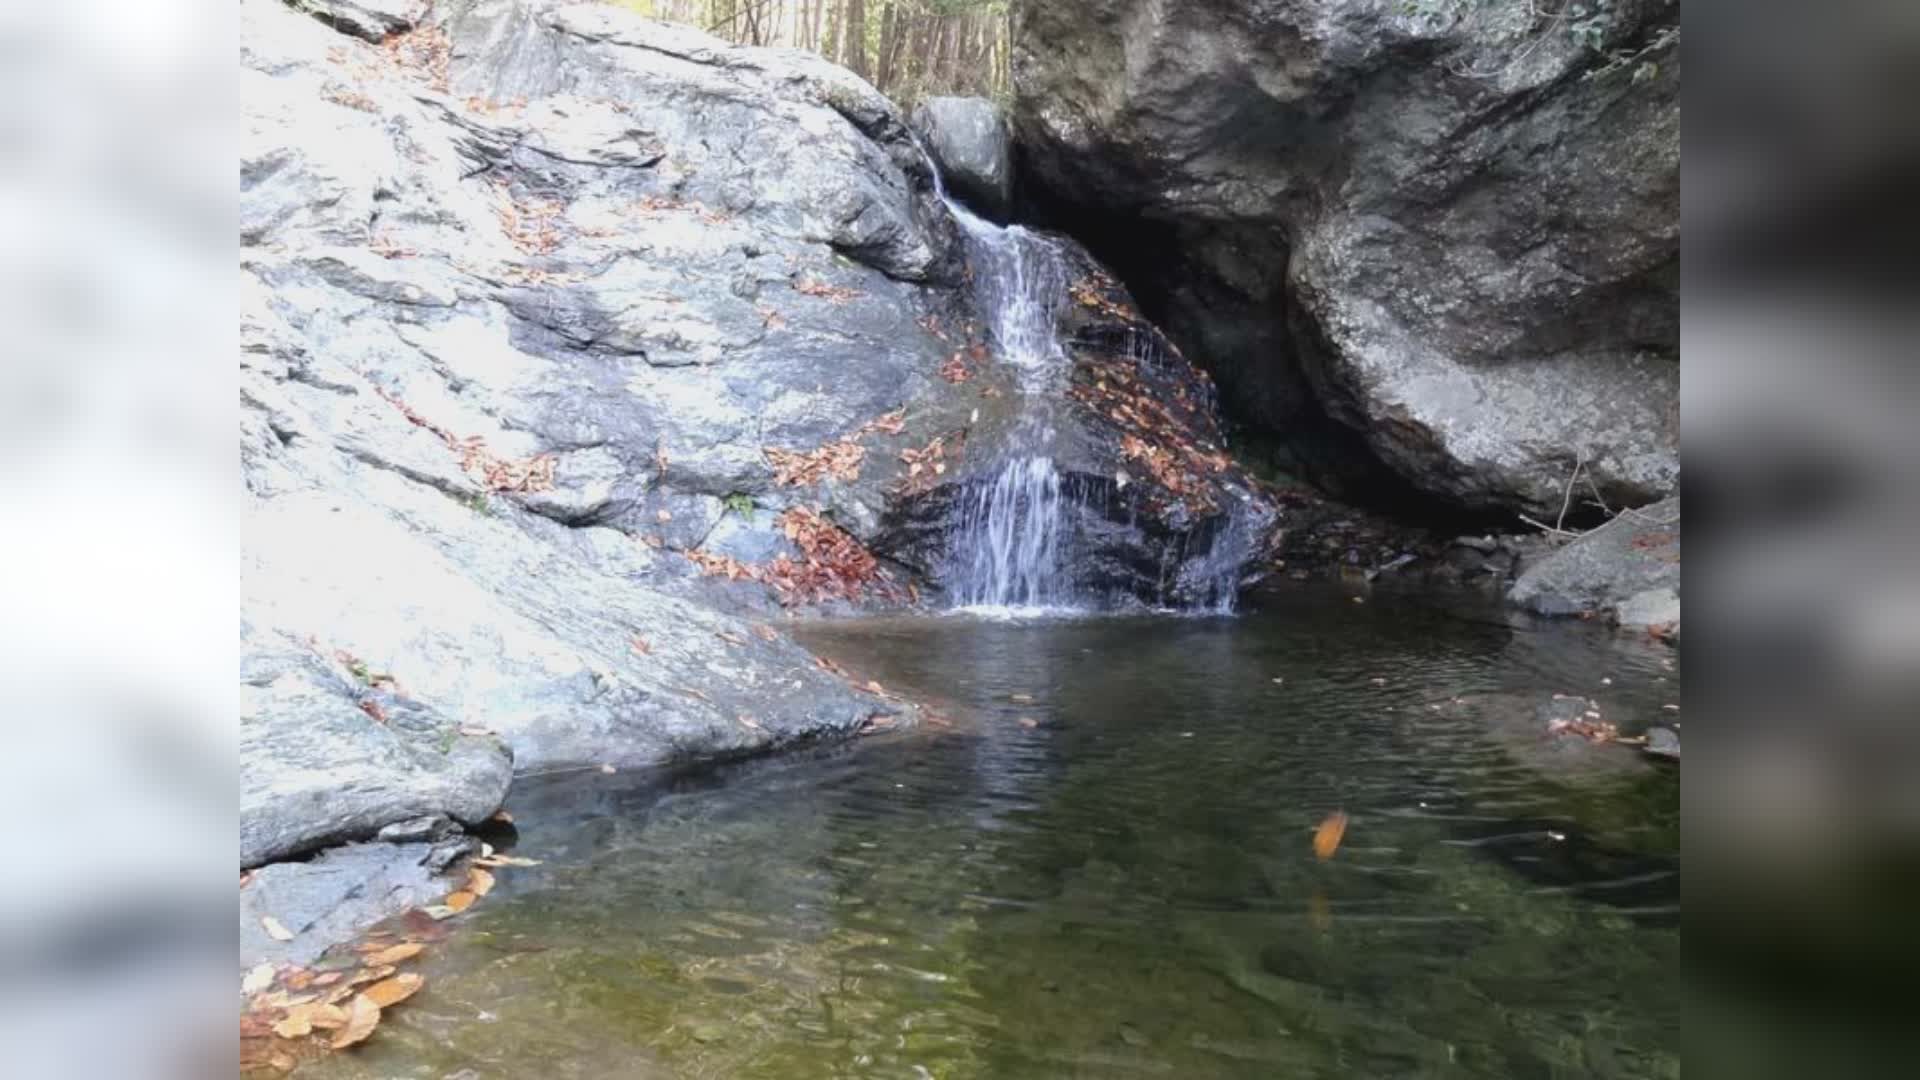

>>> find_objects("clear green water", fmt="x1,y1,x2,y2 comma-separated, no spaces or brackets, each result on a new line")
311,587,1680,1079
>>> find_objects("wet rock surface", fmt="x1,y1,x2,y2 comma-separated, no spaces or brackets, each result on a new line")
1012,0,1679,516
911,96,1013,221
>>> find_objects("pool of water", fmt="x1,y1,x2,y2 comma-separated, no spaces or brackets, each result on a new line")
308,586,1680,1079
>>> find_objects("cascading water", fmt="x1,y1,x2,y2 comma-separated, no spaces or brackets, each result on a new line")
919,141,1081,612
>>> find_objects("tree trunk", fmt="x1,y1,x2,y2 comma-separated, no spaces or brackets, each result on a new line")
842,0,868,78
875,0,900,93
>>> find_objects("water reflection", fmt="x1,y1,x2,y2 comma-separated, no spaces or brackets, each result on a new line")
307,587,1679,1079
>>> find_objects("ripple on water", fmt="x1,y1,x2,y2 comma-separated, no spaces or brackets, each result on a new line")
306,587,1679,1080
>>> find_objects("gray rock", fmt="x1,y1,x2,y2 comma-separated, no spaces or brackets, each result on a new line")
240,841,453,969
1509,497,1680,624
1013,0,1679,515
1616,586,1681,636
1644,725,1681,760
240,628,513,867
912,96,1013,221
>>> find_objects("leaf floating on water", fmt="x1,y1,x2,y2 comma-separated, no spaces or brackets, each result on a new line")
1312,811,1349,861
362,942,423,966
329,994,381,1049
466,867,495,897
362,971,425,1008
261,916,296,941
443,890,477,913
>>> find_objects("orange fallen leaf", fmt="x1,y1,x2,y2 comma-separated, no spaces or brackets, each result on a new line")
362,942,423,966
362,971,425,1008
1312,811,1349,861
466,867,495,897
287,1002,350,1030
310,971,343,988
630,635,652,655
271,1014,313,1039
261,916,295,941
329,994,381,1049
443,890,476,912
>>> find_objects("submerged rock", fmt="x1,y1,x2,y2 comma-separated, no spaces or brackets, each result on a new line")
1012,0,1679,516
1508,497,1680,632
911,96,1014,221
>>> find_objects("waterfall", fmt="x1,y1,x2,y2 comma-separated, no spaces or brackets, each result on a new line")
919,140,1079,613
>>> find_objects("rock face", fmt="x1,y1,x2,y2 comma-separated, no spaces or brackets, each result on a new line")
911,96,1014,221
1012,0,1680,517
241,626,513,867
1508,497,1679,631
242,0,1273,867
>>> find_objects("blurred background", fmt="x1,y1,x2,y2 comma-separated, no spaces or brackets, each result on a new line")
1,0,1916,1075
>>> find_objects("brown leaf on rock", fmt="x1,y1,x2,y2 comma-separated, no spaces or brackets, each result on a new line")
329,994,381,1050
751,623,780,642
443,890,477,913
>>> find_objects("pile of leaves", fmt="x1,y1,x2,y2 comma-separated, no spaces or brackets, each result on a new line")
685,509,896,606
764,508,892,605
895,431,962,497
240,851,535,1072
376,388,556,494
766,439,864,486
762,410,905,488
1068,358,1232,514
1068,272,1138,322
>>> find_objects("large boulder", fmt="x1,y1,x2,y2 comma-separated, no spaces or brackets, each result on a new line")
911,96,1014,220
1012,0,1680,517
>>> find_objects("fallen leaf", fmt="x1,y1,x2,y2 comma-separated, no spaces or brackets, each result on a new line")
242,963,277,995
1313,811,1349,861
751,623,779,642
1010,693,1034,703
272,1015,313,1039
346,964,397,988
655,509,673,523
261,916,295,942
329,994,381,1049
282,968,314,991
421,904,459,921
630,636,652,656
443,890,476,913
311,971,344,988
863,680,886,696
466,867,495,897
288,1002,350,1030
362,971,425,1008
363,942,423,966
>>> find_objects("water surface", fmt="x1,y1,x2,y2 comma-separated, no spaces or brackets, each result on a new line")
312,587,1680,1079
